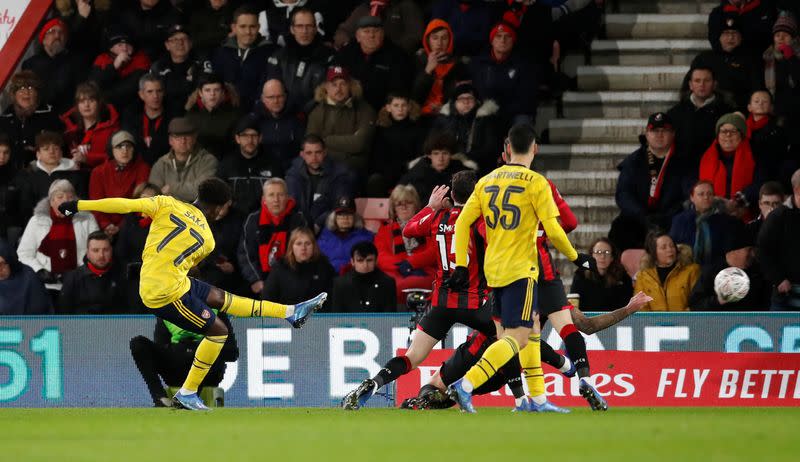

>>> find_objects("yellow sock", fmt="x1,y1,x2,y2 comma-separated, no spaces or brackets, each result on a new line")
181,335,227,393
464,336,520,390
520,334,545,398
220,291,288,318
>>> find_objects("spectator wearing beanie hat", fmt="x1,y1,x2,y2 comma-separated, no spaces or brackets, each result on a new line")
708,0,777,59
432,81,502,174
88,26,152,110
764,12,800,150
88,130,151,236
698,112,765,213
469,21,539,128
22,18,86,113
687,13,764,111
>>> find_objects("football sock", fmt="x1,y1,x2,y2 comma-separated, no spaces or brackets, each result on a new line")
180,334,227,393
219,291,289,318
499,355,525,399
373,355,411,388
539,340,566,369
560,324,590,378
464,336,520,392
520,334,545,403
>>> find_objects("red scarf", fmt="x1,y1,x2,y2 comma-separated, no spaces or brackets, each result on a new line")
698,139,756,199
257,198,297,273
87,262,110,276
746,113,769,138
38,208,77,275
137,213,153,228
723,0,761,14
421,19,456,115
648,145,675,209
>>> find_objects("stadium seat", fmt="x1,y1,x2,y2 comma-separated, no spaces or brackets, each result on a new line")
166,386,225,407
620,249,645,280
356,198,390,233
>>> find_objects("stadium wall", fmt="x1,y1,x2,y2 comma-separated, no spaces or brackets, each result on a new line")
0,313,798,407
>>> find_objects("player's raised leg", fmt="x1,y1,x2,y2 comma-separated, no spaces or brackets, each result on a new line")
208,286,327,328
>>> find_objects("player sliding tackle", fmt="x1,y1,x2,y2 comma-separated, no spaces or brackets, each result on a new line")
59,178,327,411
403,291,653,410
443,124,596,413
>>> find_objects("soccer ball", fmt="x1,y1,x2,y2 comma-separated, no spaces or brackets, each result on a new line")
714,267,750,303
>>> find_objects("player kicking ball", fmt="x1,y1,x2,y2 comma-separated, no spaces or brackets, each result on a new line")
59,178,327,411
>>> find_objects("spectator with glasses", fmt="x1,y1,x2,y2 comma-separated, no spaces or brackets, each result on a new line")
570,237,633,312
375,184,437,303
745,181,785,245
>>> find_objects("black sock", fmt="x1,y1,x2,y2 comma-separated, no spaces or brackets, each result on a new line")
539,340,565,369
373,355,411,388
498,354,525,398
563,332,590,378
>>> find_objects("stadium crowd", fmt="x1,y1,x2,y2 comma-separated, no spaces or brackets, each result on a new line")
0,0,799,315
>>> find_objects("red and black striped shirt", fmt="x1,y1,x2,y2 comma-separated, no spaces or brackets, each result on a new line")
404,206,488,310
537,179,578,281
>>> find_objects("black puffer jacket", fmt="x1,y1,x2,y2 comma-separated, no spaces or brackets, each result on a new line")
262,257,335,308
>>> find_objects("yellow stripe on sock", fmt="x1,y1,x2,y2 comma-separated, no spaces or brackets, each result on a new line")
464,336,520,390
182,334,228,393
522,278,534,321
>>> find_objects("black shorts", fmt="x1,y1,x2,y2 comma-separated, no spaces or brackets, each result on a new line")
536,277,571,319
153,278,217,334
492,278,536,329
439,333,511,396
417,305,496,340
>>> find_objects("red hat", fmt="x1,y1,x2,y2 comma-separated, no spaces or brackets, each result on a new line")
39,18,67,44
490,22,517,44
326,66,350,82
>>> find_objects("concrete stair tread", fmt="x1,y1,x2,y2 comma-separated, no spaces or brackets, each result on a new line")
562,91,679,103
615,1,718,14
544,170,619,180
539,144,639,154
561,195,617,207
592,39,710,52
578,65,688,74
549,118,645,128
606,13,708,23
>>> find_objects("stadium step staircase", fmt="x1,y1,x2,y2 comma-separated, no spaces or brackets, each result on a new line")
539,0,713,286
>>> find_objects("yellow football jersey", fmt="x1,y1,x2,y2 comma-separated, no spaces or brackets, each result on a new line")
454,164,565,287
78,196,215,308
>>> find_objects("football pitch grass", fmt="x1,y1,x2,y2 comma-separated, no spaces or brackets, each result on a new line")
2,407,798,462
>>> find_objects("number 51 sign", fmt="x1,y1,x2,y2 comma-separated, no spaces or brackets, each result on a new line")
0,328,63,402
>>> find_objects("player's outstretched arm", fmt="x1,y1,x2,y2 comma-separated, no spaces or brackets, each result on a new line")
65,197,158,216
453,189,481,268
571,291,653,335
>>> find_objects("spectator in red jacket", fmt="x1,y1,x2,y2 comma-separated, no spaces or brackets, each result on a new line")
375,184,437,304
88,130,151,237
61,82,121,169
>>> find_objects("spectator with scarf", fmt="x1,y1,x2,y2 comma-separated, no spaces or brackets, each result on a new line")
16,179,99,291
121,74,174,166
609,113,688,251
746,89,789,185
670,180,743,270
58,230,125,313
374,184,437,303
60,82,121,169
412,19,469,118
698,112,764,216
238,178,307,296
262,227,335,307
0,239,52,315
88,26,151,110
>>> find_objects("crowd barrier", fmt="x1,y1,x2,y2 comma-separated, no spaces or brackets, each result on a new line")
1,313,798,407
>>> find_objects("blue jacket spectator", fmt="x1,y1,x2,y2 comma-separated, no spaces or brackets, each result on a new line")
0,239,52,315
317,198,374,273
